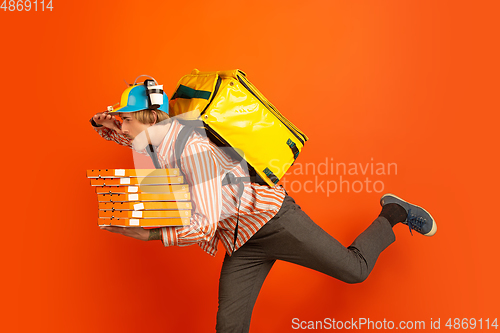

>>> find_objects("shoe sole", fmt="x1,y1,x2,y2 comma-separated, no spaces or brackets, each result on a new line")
381,193,437,237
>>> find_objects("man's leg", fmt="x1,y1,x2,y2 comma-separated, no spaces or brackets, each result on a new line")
215,194,395,333
215,240,275,333
252,195,396,283
215,193,435,331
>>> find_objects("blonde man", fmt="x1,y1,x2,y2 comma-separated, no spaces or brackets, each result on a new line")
91,82,436,333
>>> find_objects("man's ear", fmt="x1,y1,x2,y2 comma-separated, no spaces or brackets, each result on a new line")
151,110,158,125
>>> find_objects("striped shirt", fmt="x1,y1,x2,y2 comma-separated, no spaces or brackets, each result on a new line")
94,119,286,256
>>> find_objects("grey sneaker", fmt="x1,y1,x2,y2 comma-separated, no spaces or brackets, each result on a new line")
380,194,437,236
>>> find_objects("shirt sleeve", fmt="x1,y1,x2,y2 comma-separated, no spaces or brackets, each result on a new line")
161,141,222,248
92,120,148,156
92,120,133,148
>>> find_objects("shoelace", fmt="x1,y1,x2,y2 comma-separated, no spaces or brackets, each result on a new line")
406,208,426,236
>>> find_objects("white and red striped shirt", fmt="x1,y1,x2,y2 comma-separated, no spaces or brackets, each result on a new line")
95,119,286,256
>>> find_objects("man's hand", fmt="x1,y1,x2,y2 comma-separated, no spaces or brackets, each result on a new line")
92,112,123,134
99,226,162,241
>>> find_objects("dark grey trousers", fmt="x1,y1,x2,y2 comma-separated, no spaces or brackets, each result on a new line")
215,195,396,333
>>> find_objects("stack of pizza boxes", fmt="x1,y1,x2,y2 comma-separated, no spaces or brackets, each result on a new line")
86,168,192,227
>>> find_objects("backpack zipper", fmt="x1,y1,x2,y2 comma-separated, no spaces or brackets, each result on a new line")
200,76,222,116
236,74,307,146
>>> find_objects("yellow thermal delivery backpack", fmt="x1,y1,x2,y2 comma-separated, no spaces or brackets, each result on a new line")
170,69,308,187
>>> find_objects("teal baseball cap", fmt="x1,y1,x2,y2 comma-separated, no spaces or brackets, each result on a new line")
111,84,169,114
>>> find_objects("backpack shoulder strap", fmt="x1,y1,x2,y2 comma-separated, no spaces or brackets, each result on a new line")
173,119,253,254
174,119,205,172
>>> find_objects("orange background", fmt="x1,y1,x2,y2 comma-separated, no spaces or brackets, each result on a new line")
1,1,499,332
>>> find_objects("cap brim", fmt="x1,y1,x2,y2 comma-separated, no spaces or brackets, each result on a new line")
109,105,137,113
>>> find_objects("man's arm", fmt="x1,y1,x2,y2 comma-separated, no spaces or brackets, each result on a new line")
90,112,132,148
98,225,162,242
161,141,222,247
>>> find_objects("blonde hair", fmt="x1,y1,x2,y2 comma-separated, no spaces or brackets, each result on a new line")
130,110,170,125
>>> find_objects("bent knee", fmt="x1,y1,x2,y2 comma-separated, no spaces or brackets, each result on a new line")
344,273,368,284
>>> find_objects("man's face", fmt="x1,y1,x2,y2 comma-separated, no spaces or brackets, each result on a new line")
119,112,151,140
